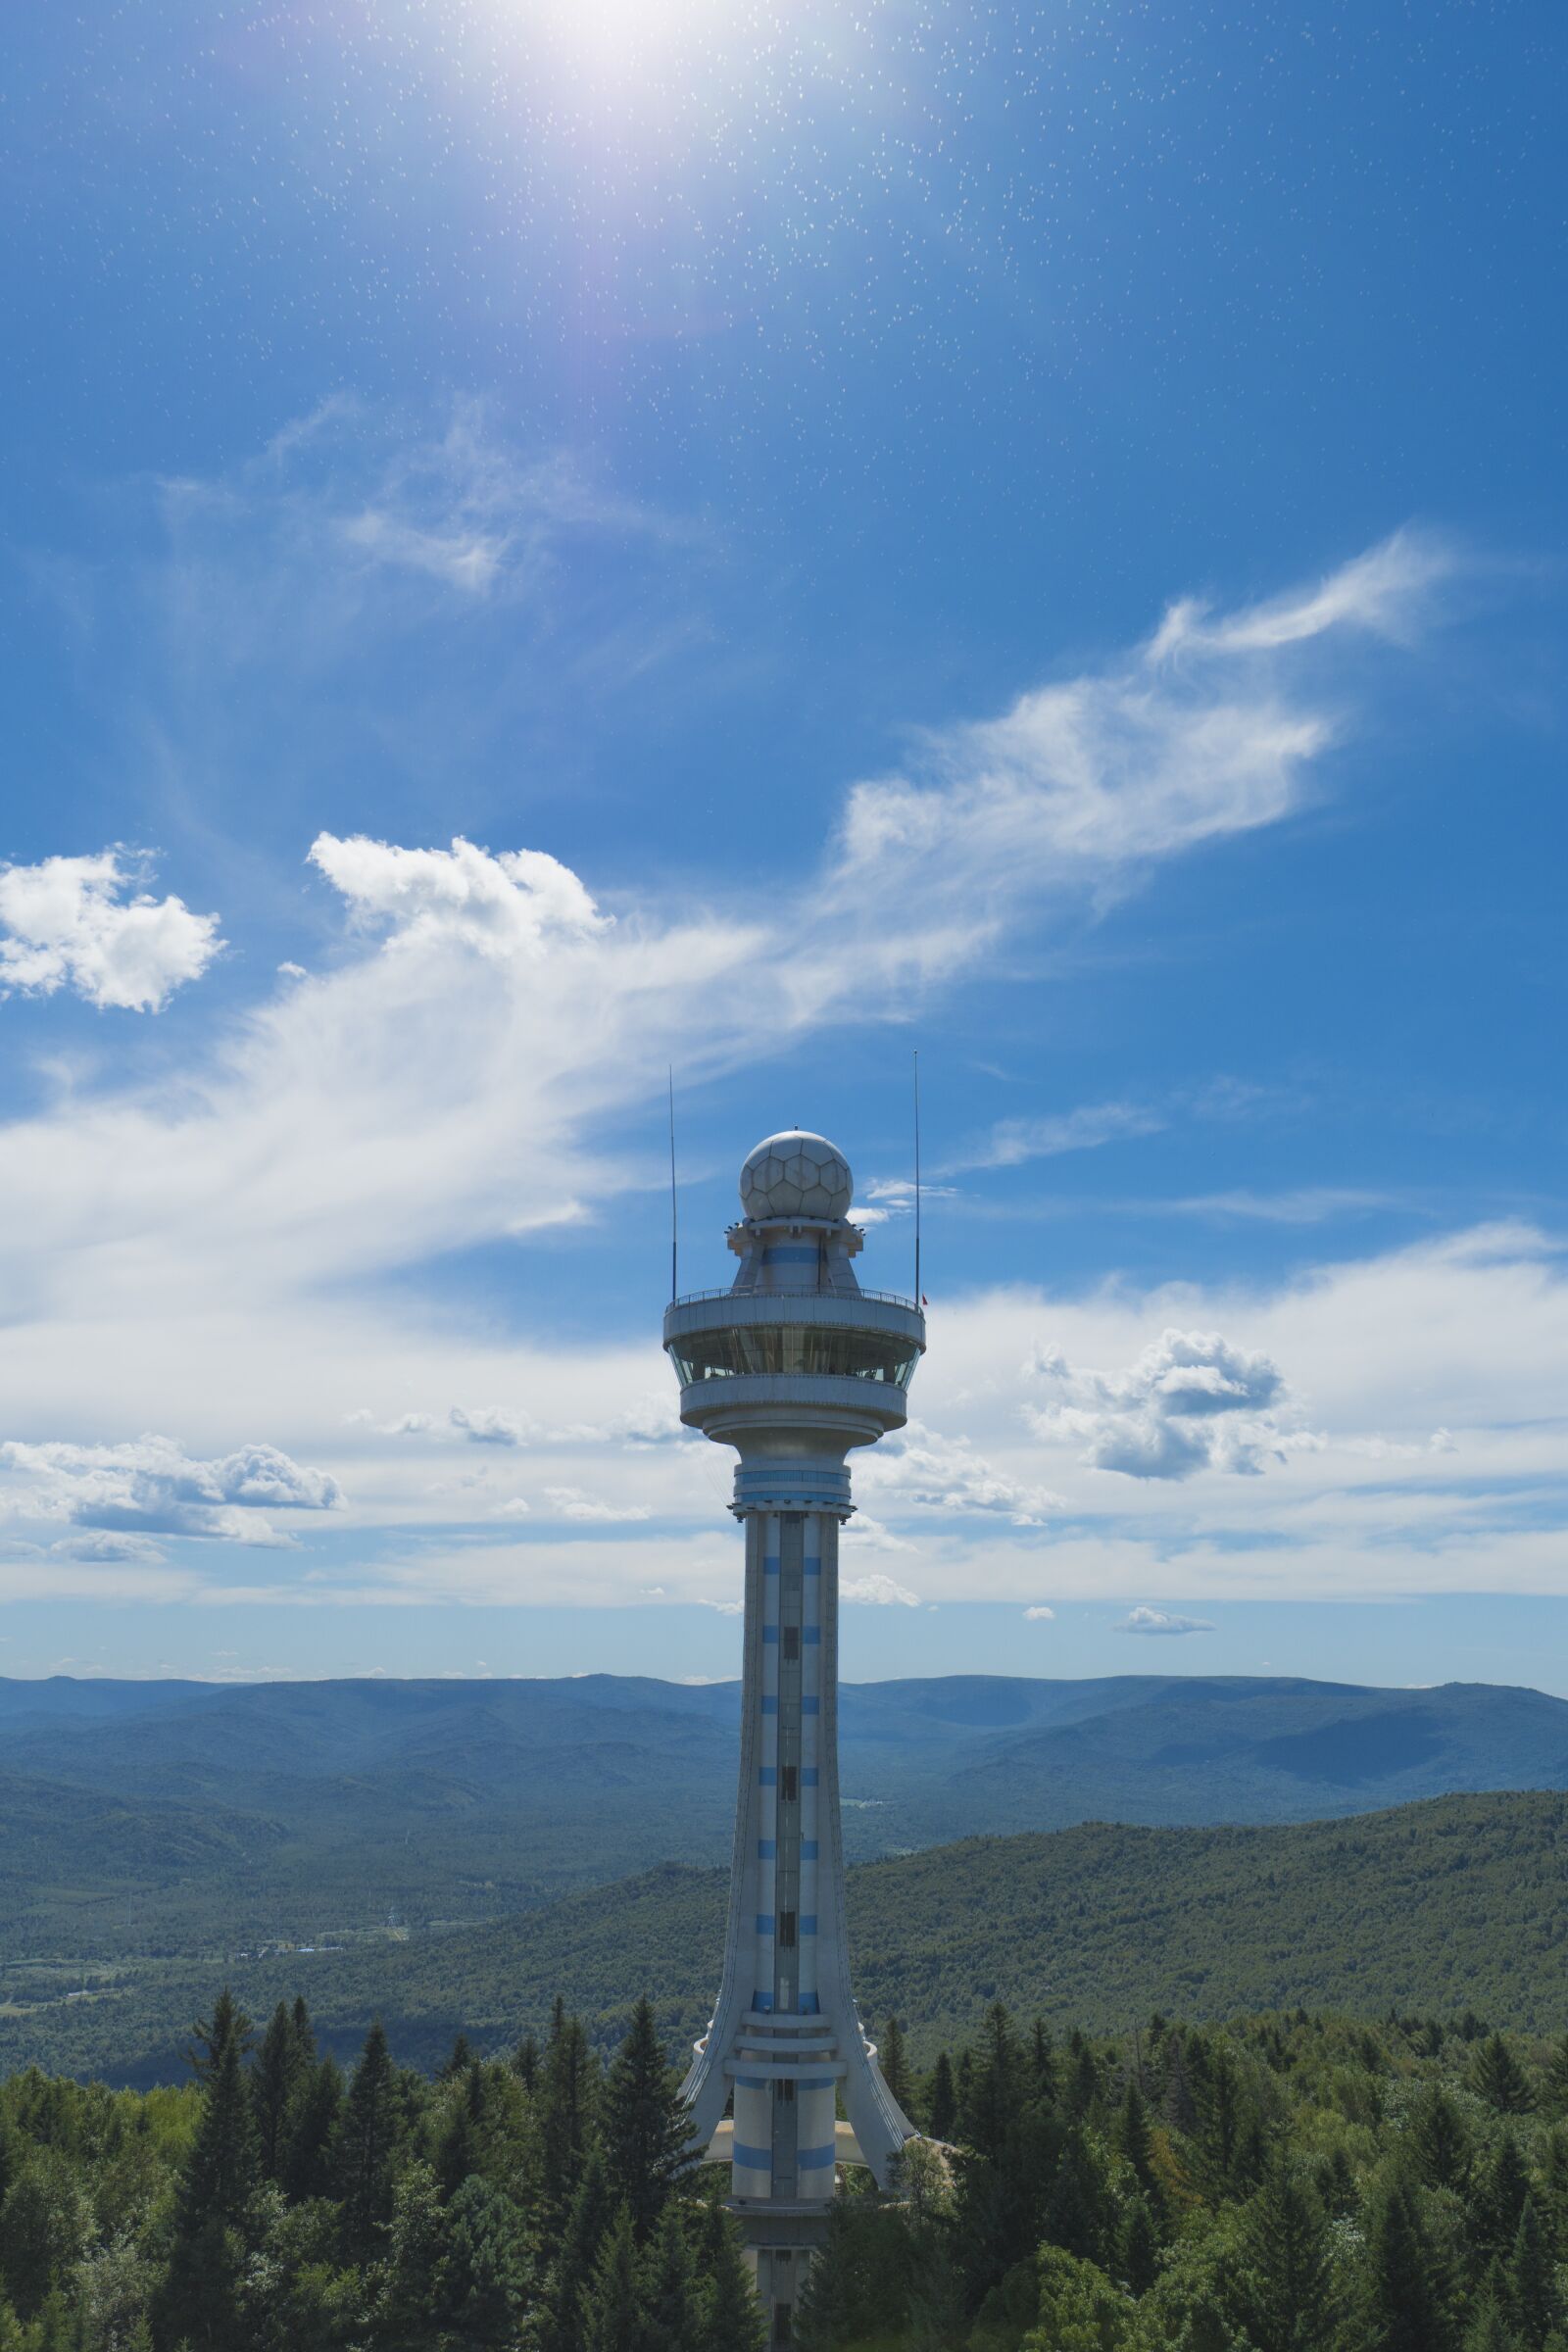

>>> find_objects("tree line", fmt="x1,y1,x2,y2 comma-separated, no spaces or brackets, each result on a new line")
3,1992,1568,2348
0,1988,761,2350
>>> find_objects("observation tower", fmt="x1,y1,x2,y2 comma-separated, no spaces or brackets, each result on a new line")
662,1129,926,2334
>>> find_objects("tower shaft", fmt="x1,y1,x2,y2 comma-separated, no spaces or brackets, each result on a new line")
664,1129,924,2338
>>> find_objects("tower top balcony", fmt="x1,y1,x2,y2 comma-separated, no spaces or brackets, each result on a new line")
663,1130,925,1469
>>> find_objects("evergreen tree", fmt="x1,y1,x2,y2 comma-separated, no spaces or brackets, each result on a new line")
433,2064,483,2201
1119,2193,1160,2294
1465,2300,1524,2352
879,2016,910,2113
1063,2030,1100,2123
1360,2180,1458,2352
439,2034,474,2081
792,2206,856,2352
1231,2161,1338,2352
335,2020,405,2265
291,1995,317,2062
1541,2037,1568,2120
1475,2134,1534,2273
372,2160,446,2352
283,2054,344,2204
0,2300,22,2352
184,1986,254,2076
434,2176,532,2348
514,2034,542,2094
177,2014,260,2235
925,2051,957,2141
1409,2085,1473,2194
1041,2124,1108,2269
542,2004,601,2230
544,2147,616,2352
955,2004,1044,2294
252,2000,307,2181
698,2207,766,2352
1472,2034,1535,2116
1507,2198,1560,2350
581,2206,643,2352
639,2199,701,2352
601,1998,692,2242
1029,2018,1059,2106
1117,2080,1157,2197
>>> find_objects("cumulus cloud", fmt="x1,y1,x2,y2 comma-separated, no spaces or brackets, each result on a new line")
859,1423,1062,1525
1115,1606,1215,1637
841,1571,922,1607
1026,1328,1312,1480
0,1436,342,1546
541,1487,653,1524
449,1405,535,1446
1023,1604,1055,1621
310,834,609,963
0,851,221,1011
49,1532,168,1564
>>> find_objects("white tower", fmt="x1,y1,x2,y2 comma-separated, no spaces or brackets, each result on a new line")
663,1130,926,2336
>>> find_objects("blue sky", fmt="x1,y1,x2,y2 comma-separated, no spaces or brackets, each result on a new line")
0,0,1564,1690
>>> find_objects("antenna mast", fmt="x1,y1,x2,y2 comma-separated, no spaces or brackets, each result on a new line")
913,1050,922,1308
667,1067,679,1301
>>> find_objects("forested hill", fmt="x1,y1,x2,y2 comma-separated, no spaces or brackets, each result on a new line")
7,1790,1566,2087
4,1668,1568,1961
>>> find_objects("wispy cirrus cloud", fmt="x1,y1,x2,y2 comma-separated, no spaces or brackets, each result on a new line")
0,490,1470,1612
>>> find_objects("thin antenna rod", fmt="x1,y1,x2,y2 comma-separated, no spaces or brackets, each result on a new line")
913,1050,922,1310
667,1067,679,1301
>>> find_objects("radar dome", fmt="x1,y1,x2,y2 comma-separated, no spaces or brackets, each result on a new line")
740,1131,853,1222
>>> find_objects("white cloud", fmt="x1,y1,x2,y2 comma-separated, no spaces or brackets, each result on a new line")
841,1571,922,1607
957,1101,1165,1174
48,1532,169,1564
0,1436,342,1546
449,1405,535,1446
1116,1606,1216,1638
310,834,609,963
1149,529,1456,661
859,1422,1062,1524
0,850,221,1011
1023,1604,1055,1621
1025,1328,1311,1480
541,1487,653,1524
0,518,1476,1615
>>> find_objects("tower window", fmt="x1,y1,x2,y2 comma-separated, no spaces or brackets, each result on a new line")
782,1625,800,1662
780,1766,798,1803
776,2079,795,2104
778,1911,797,1949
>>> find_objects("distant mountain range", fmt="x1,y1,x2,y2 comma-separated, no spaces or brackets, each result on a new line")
3,1669,1566,1965
6,1789,1566,2086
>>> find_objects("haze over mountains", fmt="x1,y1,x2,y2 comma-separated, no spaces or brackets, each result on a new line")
3,1669,1566,1963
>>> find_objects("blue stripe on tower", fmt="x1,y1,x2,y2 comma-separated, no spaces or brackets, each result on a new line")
764,1556,781,1575
733,2142,773,2170
797,2145,837,2171
801,1841,819,1860
759,1767,777,1786
802,1768,819,1786
761,1695,779,1715
758,1840,776,1859
802,1696,820,1715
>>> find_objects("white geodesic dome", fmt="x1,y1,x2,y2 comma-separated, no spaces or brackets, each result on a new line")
740,1131,854,1221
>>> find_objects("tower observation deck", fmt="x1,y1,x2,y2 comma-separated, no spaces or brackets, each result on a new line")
662,1130,926,2336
